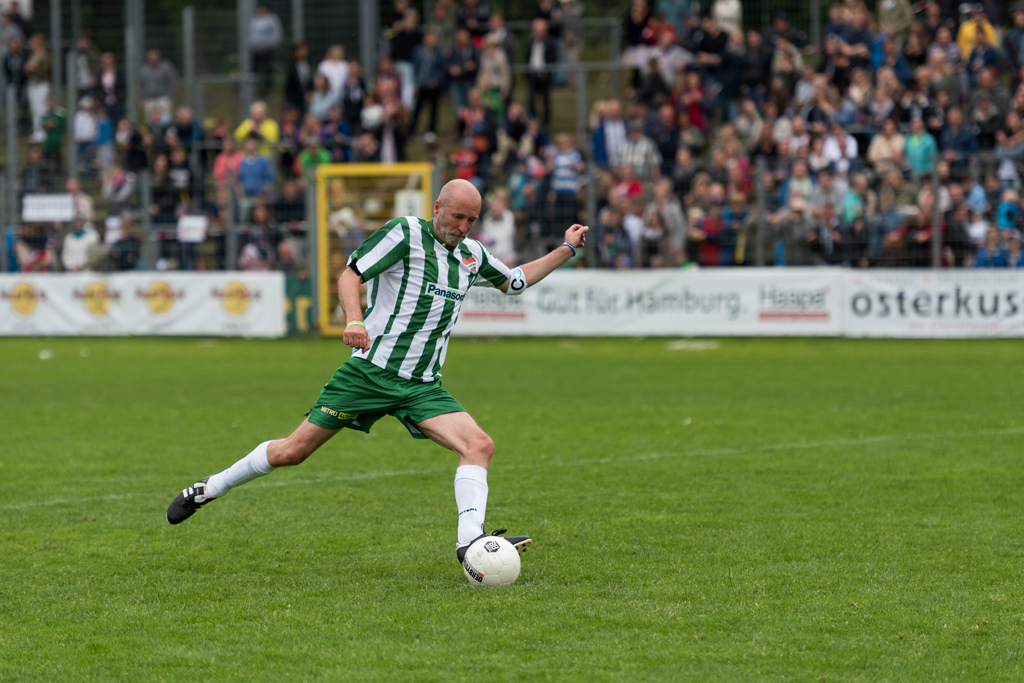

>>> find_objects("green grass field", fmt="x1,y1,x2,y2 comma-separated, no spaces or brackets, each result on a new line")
2,337,1023,681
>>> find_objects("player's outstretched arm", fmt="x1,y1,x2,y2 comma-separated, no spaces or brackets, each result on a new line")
339,266,371,351
500,224,588,293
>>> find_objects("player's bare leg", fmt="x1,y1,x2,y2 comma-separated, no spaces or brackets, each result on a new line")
414,412,532,560
166,418,339,524
266,419,341,466
415,411,494,468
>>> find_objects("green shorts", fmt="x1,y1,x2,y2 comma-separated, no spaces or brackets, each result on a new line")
307,358,465,438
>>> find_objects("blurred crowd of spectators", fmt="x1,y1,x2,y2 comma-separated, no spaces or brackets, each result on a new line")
10,0,1024,273
579,0,1024,269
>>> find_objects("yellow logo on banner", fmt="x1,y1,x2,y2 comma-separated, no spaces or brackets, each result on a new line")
221,282,251,317
211,281,261,317
8,282,39,316
82,282,114,316
145,281,176,316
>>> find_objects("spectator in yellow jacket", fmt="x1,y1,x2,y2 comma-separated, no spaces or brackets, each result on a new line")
957,5,997,59
233,100,280,158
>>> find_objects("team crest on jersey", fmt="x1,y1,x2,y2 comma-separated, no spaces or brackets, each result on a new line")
461,255,478,274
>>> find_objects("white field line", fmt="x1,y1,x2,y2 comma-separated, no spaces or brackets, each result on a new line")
4,426,1023,512
1,492,140,510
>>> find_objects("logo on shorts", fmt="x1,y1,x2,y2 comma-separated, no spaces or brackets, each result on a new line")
319,406,357,420
484,540,500,553
425,283,466,302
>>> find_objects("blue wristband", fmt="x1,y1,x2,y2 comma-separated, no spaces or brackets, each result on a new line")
562,242,577,257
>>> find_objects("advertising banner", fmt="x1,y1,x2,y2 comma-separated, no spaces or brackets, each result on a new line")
454,269,844,337
842,270,1024,338
5,269,1024,339
285,274,314,336
0,272,285,337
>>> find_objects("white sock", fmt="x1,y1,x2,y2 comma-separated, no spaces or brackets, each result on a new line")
205,441,276,499
454,464,489,546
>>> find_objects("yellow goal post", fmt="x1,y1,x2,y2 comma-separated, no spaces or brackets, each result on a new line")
314,163,435,336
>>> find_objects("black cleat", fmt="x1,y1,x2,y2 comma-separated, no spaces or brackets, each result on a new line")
456,528,532,562
166,477,215,525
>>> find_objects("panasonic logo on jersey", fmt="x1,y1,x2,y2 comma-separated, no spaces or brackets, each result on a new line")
425,283,467,302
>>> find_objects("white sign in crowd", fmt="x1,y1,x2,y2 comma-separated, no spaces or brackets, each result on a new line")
3,269,1024,339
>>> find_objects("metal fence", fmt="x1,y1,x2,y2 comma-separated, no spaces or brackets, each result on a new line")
503,150,1015,271
0,0,635,274
0,85,318,274
1,0,1020,275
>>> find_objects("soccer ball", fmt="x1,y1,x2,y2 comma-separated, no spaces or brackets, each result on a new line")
461,536,521,587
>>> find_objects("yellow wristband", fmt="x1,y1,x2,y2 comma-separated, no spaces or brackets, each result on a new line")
345,321,366,329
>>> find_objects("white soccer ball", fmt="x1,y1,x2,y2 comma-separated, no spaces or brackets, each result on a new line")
461,536,521,588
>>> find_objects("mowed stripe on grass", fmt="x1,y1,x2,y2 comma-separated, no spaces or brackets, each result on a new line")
1,337,1023,682
6,424,1024,512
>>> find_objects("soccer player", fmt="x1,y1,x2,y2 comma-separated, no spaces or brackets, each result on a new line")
167,179,587,569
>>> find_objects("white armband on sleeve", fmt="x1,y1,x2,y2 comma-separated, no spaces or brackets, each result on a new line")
506,267,527,296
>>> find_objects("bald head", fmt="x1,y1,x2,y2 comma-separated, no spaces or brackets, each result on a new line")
437,179,481,207
433,180,482,247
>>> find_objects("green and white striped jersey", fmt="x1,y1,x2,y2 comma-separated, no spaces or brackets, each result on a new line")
347,216,512,382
